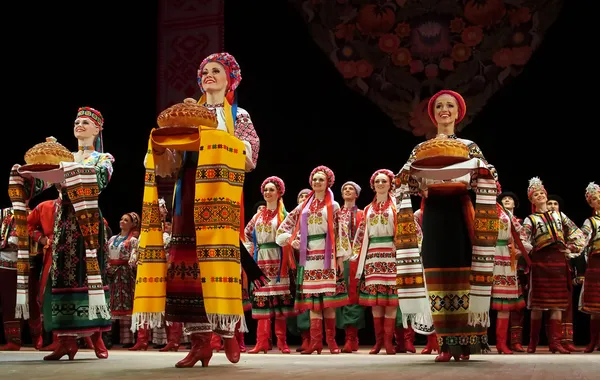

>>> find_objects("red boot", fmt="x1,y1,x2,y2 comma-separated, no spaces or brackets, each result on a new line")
370,317,383,354
275,318,290,353
296,330,310,352
83,336,94,349
561,323,580,352
128,327,149,351
159,323,182,352
394,326,406,353
495,318,513,354
421,333,440,354
584,319,600,353
548,319,570,354
210,332,222,352
28,318,43,350
301,318,323,355
175,332,212,368
383,318,396,355
40,332,59,351
0,321,21,351
248,319,270,354
509,310,525,352
527,318,542,353
43,336,78,361
350,326,359,351
341,326,357,353
235,320,246,353
510,326,525,352
223,335,241,363
91,332,108,359
324,318,340,354
404,324,416,353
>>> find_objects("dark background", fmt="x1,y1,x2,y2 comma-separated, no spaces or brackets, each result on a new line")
2,1,593,346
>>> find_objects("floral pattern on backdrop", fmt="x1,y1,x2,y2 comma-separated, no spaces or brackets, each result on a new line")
291,0,562,137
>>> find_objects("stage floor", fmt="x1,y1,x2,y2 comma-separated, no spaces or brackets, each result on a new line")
1,346,597,380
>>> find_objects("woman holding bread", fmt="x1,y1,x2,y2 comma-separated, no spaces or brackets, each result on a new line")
394,90,499,362
133,52,266,369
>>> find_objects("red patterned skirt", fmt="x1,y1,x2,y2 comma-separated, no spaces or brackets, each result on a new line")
581,253,600,314
528,245,570,310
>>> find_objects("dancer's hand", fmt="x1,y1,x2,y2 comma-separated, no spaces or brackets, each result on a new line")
337,257,344,275
291,240,300,250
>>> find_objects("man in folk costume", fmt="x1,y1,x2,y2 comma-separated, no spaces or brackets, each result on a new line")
544,193,580,352
497,190,529,352
26,193,64,352
133,52,267,368
518,177,585,354
335,181,366,353
578,182,600,352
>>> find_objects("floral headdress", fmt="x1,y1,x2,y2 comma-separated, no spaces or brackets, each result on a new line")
585,182,599,205
527,176,546,200
309,165,335,188
370,169,396,191
261,176,286,196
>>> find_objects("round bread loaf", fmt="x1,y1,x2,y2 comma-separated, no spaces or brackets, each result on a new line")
157,102,218,128
24,137,74,165
413,135,469,167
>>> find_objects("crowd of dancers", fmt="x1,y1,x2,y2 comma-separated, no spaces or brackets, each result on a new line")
0,51,598,368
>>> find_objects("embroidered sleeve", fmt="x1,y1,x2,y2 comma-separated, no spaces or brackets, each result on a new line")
561,212,586,254
331,202,344,258
394,146,419,201
26,205,44,243
234,108,260,170
519,217,534,254
127,237,139,260
94,153,115,192
243,213,258,254
23,178,50,201
352,216,367,258
580,218,593,249
336,209,351,259
276,204,301,247
467,141,498,186
415,216,423,249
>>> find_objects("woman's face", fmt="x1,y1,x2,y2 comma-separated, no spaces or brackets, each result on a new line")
433,94,459,125
200,62,228,94
589,194,600,211
373,174,390,195
119,214,133,232
531,190,547,207
262,182,279,202
311,172,327,192
74,117,99,140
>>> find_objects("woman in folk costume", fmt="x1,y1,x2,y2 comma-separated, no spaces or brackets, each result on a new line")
243,176,295,353
10,107,114,361
491,183,527,354
276,166,349,354
518,177,585,354
347,169,399,355
133,51,267,368
105,212,139,349
578,182,600,352
335,181,365,353
394,90,499,362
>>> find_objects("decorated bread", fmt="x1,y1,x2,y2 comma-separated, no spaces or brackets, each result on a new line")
24,137,74,165
413,134,469,167
156,102,218,128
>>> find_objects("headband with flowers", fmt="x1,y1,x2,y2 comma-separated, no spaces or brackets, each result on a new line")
585,182,599,205
309,165,335,188
197,52,242,95
370,169,396,191
261,176,286,196
527,177,547,200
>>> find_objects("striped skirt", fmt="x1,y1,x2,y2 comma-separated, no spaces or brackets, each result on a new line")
580,253,600,314
421,193,488,354
528,245,570,310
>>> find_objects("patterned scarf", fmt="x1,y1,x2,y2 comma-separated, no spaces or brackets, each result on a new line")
395,161,498,328
62,162,111,320
133,129,247,332
8,165,32,319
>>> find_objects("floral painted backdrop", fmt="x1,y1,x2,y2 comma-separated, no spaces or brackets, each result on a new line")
291,0,562,137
